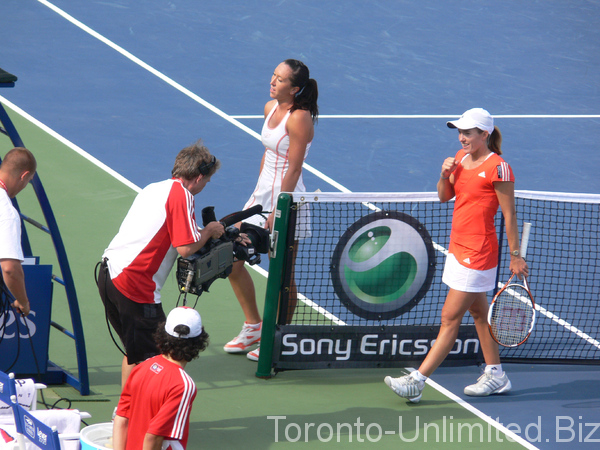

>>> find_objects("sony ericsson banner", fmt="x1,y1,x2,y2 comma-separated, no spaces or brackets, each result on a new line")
272,325,482,370
330,211,435,320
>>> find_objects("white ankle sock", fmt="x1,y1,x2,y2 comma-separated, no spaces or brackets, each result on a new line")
485,364,504,376
411,370,428,383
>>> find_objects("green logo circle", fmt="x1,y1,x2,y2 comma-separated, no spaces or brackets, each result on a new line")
331,211,435,320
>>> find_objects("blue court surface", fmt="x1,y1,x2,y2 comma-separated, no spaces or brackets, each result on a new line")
2,1,600,448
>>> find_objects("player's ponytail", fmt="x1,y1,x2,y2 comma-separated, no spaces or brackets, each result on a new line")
285,59,319,123
488,126,502,155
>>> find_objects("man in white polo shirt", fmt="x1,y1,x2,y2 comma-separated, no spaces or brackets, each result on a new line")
0,147,36,317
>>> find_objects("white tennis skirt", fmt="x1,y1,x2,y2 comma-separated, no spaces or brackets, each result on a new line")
442,253,496,293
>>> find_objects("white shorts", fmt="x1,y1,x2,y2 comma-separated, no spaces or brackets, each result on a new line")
442,253,496,293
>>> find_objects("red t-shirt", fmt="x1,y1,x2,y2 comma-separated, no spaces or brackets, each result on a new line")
116,355,197,449
449,150,515,270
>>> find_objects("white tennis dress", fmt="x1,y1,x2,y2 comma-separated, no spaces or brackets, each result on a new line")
243,102,311,238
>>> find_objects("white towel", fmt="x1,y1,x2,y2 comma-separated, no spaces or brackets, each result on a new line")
0,379,36,417
14,380,36,411
31,410,81,450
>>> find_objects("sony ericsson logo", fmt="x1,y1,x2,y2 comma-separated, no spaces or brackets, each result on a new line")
331,211,435,320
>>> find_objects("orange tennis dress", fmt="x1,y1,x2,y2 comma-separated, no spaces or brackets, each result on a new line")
448,149,515,271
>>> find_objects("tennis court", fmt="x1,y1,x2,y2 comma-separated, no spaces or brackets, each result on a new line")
1,1,600,448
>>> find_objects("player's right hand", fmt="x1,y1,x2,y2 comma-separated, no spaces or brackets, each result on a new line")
441,157,458,178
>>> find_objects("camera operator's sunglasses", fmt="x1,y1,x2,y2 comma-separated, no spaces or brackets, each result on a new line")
198,155,216,176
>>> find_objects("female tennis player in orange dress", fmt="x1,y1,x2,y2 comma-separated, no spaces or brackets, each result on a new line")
385,108,528,402
223,59,318,362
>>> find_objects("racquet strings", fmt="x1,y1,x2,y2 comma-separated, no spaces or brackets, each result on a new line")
490,284,534,346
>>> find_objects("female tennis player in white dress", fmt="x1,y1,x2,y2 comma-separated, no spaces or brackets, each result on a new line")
224,59,318,361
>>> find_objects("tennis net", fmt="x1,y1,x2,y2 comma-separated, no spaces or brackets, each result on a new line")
257,190,600,375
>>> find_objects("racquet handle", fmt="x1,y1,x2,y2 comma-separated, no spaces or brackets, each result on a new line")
520,222,532,259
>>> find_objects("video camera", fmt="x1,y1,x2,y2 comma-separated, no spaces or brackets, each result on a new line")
176,204,270,297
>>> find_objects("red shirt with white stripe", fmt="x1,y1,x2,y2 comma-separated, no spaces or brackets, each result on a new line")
103,179,202,304
116,355,197,450
449,149,515,270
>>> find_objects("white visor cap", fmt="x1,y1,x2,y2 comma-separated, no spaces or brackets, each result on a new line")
447,108,494,134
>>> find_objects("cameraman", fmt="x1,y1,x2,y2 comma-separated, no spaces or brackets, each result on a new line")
97,140,224,388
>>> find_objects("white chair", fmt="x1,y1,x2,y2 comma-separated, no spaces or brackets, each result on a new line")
12,395,62,450
0,371,91,449
0,371,17,412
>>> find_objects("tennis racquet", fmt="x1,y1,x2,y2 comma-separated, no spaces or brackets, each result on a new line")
488,222,535,347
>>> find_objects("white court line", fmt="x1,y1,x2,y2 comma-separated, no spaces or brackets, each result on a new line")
406,369,540,450
36,0,352,195
36,0,349,317
0,95,141,194
252,265,347,326
498,281,600,350
233,114,600,119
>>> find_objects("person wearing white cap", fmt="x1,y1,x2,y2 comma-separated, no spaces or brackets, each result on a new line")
385,108,529,403
113,307,209,450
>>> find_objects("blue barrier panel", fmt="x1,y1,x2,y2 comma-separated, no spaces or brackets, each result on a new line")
0,264,53,376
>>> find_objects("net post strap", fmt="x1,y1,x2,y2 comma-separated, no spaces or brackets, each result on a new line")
256,193,293,378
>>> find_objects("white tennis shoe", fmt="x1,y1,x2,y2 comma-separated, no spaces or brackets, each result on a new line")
384,374,425,403
247,346,259,361
224,322,261,353
464,372,511,396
